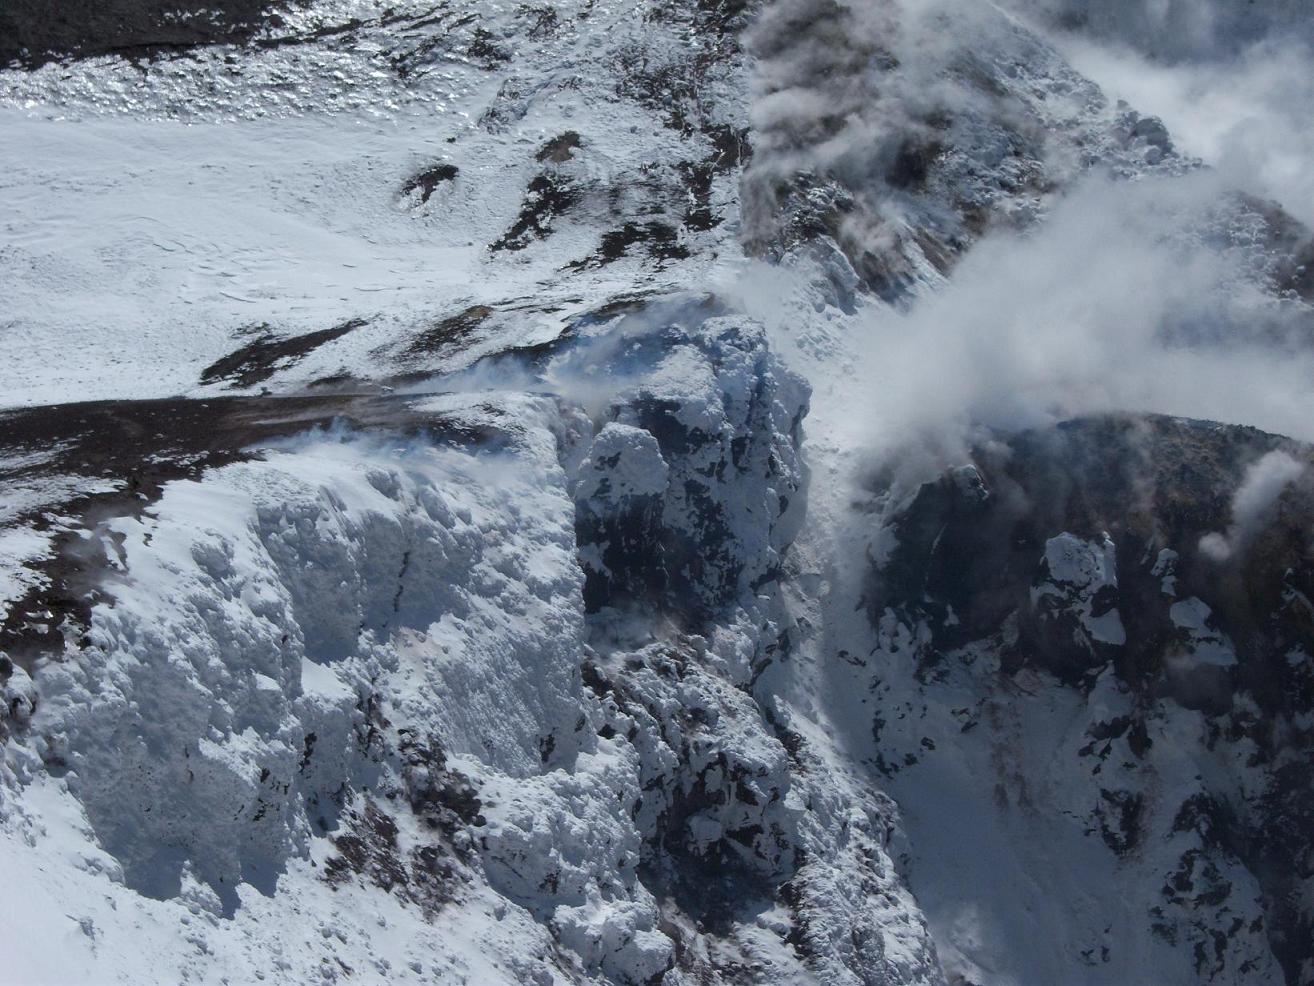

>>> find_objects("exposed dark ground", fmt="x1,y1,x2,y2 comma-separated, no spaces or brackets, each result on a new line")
0,0,294,67
400,164,459,205
201,319,367,389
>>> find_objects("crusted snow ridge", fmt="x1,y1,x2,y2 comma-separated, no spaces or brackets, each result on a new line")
28,403,584,900
6,0,1314,982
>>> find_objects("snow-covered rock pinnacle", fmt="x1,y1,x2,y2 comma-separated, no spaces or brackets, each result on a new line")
3,0,1314,984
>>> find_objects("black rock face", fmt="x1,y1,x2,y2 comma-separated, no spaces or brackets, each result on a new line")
871,415,1314,691
868,413,1314,982
0,0,291,67
577,485,669,614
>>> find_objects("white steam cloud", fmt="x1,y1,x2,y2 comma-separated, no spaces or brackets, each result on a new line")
1198,450,1305,561
736,170,1314,493
857,173,1314,443
1007,0,1314,227
1000,0,1311,62
733,0,1314,499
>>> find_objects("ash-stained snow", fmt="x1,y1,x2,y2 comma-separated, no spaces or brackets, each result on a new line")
5,0,1314,983
1033,532,1127,647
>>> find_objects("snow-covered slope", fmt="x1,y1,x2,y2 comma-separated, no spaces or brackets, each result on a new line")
3,0,1314,984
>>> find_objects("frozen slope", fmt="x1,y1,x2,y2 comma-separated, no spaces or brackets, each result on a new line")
4,0,1314,984
0,0,748,407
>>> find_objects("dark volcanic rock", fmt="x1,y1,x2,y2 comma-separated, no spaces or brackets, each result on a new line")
868,412,1314,982
870,414,1314,690
0,0,291,67
491,173,579,252
536,131,582,163
571,303,808,625
200,319,365,389
401,305,493,360
401,163,458,205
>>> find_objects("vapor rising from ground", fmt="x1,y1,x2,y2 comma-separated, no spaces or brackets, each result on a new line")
738,0,1314,496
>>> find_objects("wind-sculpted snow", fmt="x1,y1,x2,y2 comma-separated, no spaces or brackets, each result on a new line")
5,0,1314,982
28,402,583,894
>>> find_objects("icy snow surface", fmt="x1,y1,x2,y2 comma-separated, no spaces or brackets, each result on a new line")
4,0,1314,984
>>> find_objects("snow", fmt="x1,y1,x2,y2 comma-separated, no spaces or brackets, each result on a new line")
574,423,669,501
1033,532,1128,647
1151,547,1179,596
1169,597,1238,668
0,774,563,986
2,0,1312,982
0,525,55,611
0,401,595,984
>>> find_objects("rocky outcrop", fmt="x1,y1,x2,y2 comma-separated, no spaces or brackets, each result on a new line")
573,307,809,624
863,414,1314,983
5,0,1314,982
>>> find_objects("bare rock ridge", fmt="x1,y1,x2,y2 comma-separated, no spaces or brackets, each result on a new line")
865,415,1314,982
0,0,291,67
2,0,1314,984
